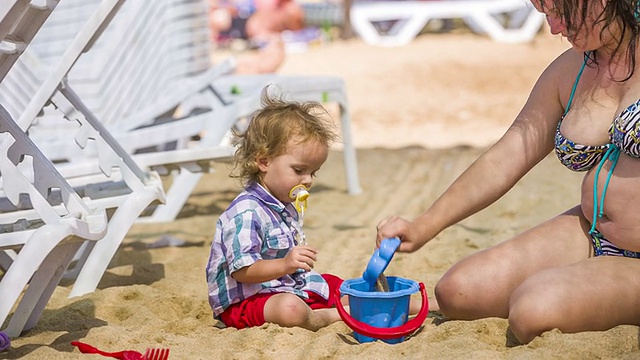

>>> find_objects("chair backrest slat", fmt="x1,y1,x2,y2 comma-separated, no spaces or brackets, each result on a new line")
0,0,59,82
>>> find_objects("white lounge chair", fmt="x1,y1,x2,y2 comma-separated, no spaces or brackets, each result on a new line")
0,0,360,303
1,0,361,224
350,0,545,46
0,0,173,323
0,0,166,323
0,103,108,339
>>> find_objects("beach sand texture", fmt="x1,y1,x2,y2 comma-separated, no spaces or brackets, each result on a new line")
5,31,640,359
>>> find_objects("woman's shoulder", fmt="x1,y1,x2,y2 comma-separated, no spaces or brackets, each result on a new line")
531,48,585,101
513,49,583,135
544,49,584,78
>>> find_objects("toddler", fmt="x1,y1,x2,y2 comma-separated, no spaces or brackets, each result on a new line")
206,87,344,330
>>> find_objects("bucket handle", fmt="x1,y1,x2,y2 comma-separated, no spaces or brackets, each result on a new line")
334,282,429,340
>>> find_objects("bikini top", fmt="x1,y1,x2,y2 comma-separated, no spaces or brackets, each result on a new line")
553,52,640,234
554,53,640,172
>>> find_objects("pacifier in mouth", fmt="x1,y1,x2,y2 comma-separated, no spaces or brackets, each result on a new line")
289,184,310,213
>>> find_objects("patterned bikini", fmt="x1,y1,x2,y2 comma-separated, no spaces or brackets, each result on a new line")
555,53,640,258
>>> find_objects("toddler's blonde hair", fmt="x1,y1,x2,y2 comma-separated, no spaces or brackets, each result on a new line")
231,86,338,185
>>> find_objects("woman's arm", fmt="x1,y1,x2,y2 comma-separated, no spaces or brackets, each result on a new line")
378,50,576,252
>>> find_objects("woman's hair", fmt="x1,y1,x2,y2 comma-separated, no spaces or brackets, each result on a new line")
230,86,339,185
540,0,640,80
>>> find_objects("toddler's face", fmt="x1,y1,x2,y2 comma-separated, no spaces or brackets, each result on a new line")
258,137,328,205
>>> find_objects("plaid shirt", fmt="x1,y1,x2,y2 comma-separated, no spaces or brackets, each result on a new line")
206,182,329,317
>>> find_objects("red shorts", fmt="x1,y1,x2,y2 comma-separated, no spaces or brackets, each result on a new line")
218,273,343,329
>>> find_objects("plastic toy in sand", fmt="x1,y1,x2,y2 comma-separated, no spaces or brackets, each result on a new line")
335,237,429,344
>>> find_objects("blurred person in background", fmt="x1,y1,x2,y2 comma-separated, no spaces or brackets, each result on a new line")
208,0,305,73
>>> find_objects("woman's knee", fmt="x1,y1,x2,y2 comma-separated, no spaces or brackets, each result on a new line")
508,282,561,344
435,255,516,320
434,267,476,317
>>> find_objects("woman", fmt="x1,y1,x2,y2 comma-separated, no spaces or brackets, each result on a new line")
376,0,640,344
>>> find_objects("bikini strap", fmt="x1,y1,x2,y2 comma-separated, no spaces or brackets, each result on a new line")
564,52,590,116
589,144,621,234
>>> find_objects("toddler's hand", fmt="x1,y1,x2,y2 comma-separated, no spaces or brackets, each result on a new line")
284,245,317,273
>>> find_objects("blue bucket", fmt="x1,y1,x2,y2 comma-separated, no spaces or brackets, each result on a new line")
340,276,419,343
334,238,429,344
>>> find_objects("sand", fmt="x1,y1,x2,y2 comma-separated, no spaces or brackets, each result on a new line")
5,29,640,359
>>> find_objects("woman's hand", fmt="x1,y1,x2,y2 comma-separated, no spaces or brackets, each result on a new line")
376,216,428,253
